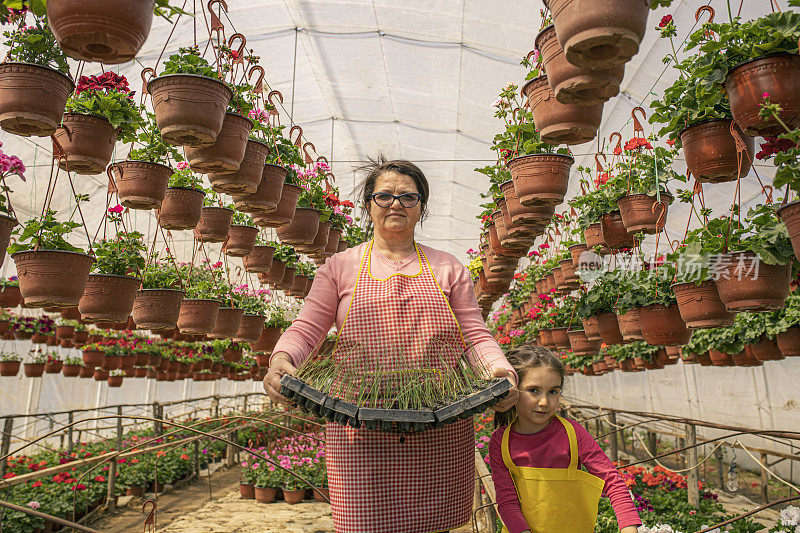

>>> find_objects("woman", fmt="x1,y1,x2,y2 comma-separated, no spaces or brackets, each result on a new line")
264,157,518,533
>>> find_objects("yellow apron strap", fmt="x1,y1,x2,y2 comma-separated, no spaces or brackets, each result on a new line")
500,423,516,471
555,416,579,480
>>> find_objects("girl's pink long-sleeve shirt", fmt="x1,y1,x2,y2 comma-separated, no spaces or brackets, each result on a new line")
272,241,515,378
489,417,641,533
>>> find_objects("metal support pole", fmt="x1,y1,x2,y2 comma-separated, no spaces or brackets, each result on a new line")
761,453,769,503
0,417,13,477
106,406,123,509
227,430,238,468
608,413,619,464
194,440,200,478
213,397,219,419
647,431,657,455
686,424,700,507
153,402,162,436
715,447,725,490
242,394,248,415
67,412,74,455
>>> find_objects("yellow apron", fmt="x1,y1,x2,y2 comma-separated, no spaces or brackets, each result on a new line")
500,416,605,533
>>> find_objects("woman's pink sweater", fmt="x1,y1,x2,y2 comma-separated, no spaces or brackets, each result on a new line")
489,417,641,532
272,241,515,378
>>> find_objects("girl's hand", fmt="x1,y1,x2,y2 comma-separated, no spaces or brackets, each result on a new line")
263,353,296,406
620,526,638,533
490,367,519,413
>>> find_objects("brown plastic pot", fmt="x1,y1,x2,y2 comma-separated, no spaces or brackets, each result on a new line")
297,221,330,255
0,284,21,308
132,289,184,331
79,274,141,325
93,368,110,380
148,74,232,147
522,75,602,145
289,274,308,297
488,222,525,259
250,326,282,354
158,187,205,230
338,241,348,253
225,225,259,257
776,327,800,357
679,119,753,183
56,325,75,340
208,307,244,340
638,304,691,346
491,212,527,256
13,250,94,308
596,312,623,345
507,153,574,206
185,112,253,173
568,243,589,269
567,329,601,355
265,259,286,285
713,252,791,312
498,198,536,245
731,349,761,367
0,360,20,377
61,364,81,378
44,360,63,374
47,0,153,63
709,349,734,367
777,199,800,263
195,206,234,243
583,223,606,251
234,164,288,215
23,363,45,378
234,314,266,343
547,0,650,69
110,160,172,210
82,349,104,368
52,113,117,175
671,280,734,329
254,486,277,503
279,267,295,292
239,482,255,500
582,316,601,341
535,24,624,105
107,376,123,387
616,193,671,235
78,365,94,378
559,258,579,285
209,139,269,194
0,62,75,137
724,53,800,136
253,182,302,227
746,336,784,362
177,299,221,335
244,245,275,273
501,180,555,230
0,213,18,270
276,207,321,245
600,211,636,249
323,227,343,257
539,329,554,348
550,327,572,349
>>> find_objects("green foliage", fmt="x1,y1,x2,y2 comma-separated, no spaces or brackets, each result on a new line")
614,267,676,310
7,208,83,254
231,210,254,226
265,305,292,329
92,232,146,277
66,89,143,144
168,162,204,189
603,341,659,363
128,112,182,164
141,254,182,290
2,16,69,72
161,46,218,78
574,270,623,318
611,146,685,197
154,0,191,20
271,241,300,264
759,98,800,193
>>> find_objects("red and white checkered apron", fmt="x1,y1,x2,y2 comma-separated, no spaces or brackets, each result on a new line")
326,241,474,533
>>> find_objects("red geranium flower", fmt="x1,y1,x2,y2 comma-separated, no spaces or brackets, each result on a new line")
756,136,797,160
624,137,653,151
659,14,673,28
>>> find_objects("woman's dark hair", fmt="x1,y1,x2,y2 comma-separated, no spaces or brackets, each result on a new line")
494,345,566,429
355,155,430,221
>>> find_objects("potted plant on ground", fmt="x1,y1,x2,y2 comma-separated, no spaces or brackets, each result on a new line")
133,253,184,331
0,352,21,376
253,462,280,503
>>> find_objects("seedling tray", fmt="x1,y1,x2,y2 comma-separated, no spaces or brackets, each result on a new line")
358,408,435,433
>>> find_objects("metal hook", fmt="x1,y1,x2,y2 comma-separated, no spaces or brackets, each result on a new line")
325,171,335,184
594,153,606,173
316,156,329,166
248,65,265,94
695,5,715,23
609,132,622,155
267,90,283,115
228,33,246,65
207,0,227,34
302,142,316,164
142,500,157,533
631,107,647,137
289,125,303,147
140,67,155,97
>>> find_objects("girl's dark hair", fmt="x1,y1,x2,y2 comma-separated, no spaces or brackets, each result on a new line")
494,345,566,430
355,154,430,221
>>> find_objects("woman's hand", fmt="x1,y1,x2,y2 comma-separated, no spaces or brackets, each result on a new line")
263,353,297,406
489,367,519,413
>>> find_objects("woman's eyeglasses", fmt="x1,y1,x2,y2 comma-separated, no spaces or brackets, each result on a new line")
370,192,421,208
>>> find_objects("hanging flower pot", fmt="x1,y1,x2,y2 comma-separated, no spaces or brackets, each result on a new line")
132,289,184,331
777,200,800,263
671,280,734,329
535,24,625,105
522,75,602,145
498,199,535,247
776,327,800,357
566,329,601,355
265,259,286,285
61,364,81,378
107,375,123,387
488,222,525,259
208,307,244,340
679,119,754,183
582,316,601,341
46,0,153,63
616,193,671,235
110,160,172,210
234,314,266,343
337,241,348,253
78,274,141,325
547,0,650,69
595,312,623,345
323,227,343,257
52,113,117,175
568,243,589,269
24,363,45,378
0,63,75,137
730,349,760,367
0,283,21,308
44,359,63,374
491,211,528,256
0,360,20,377
209,139,269,195
13,250,94,308
500,181,554,230
244,245,275,273
276,207,321,245
539,329,554,347
278,267,295,292
290,274,309,298
638,304,691,346
746,335,784,362
195,206,234,243
224,225,259,257
709,349,735,367
185,112,253,174
297,221,330,255
148,74,232,147
583,222,607,251
158,187,205,230
0,214,18,270
724,54,800,136
600,211,636,249
550,327,572,350
235,165,288,216
714,252,791,312
507,153,574,207
177,299,221,334
250,325,282,354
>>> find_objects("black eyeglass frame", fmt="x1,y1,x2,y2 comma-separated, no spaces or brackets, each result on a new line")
369,192,422,208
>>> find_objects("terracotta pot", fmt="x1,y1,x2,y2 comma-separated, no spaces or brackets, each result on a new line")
254,486,277,503
313,487,330,502
209,139,269,195
582,316,601,341
107,376,123,387
239,482,256,499
731,349,761,367
596,312,623,344
536,24,624,105
552,267,567,292
671,280,734,329
185,112,253,173
567,329,601,355
491,211,528,256
74,330,89,344
265,259,286,285
0,62,75,137
0,361,20,377
158,187,205,230
568,243,589,269
77,365,93,378
283,489,305,504
44,360,63,374
0,284,21,308
244,245,275,273
195,206,233,243
209,307,244,339
521,75,602,145
132,289,184,331
126,486,145,497
78,274,141,325
679,119,753,183
276,207,321,245
252,181,301,228
225,225,258,257
323,227,342,257
559,258,579,286
279,267,296,292
724,53,800,136
709,349,734,367
616,193,671,235
638,304,691,346
177,299,221,334
747,336,784,362
234,164,288,215
250,326,282,354
148,74,232,147
777,199,800,263
56,325,75,340
499,198,536,245
539,329,554,347
507,153,574,206
297,221,330,255
23,363,45,378
583,223,606,250
82,350,104,368
600,211,636,249
714,252,791,312
13,250,94,308
547,0,650,69
52,113,117,174
61,364,81,377
290,274,309,298
110,160,172,210
501,181,555,230
488,223,523,259
0,213,17,271
777,327,800,357
102,354,121,371
550,327,571,349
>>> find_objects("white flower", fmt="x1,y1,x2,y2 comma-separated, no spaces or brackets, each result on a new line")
781,506,800,527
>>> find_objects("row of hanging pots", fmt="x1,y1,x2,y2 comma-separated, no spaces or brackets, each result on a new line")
583,211,639,253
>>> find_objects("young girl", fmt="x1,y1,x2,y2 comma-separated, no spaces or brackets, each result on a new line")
489,346,640,533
